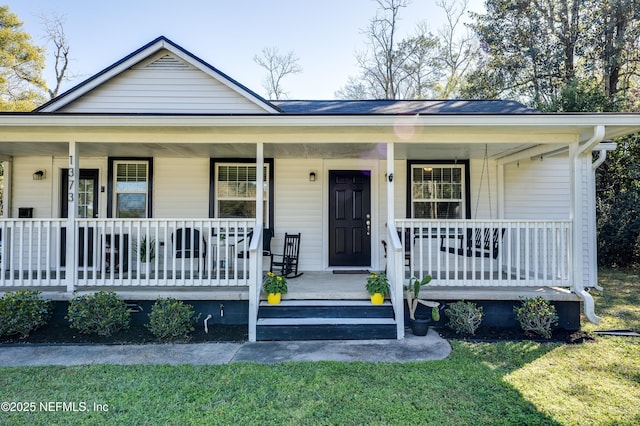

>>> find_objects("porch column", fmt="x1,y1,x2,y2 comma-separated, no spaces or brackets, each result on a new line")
386,142,395,226
248,142,264,342
569,142,582,285
387,141,404,339
66,141,79,292
2,158,12,218
570,125,604,323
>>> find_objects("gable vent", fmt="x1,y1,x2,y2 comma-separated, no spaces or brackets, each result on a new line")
145,54,190,69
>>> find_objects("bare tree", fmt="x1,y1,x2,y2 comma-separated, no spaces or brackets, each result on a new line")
436,0,477,98
337,0,440,100
40,14,72,99
254,47,302,100
400,22,441,99
334,76,371,100
356,0,411,99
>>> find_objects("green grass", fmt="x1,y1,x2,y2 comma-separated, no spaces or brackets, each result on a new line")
1,268,639,425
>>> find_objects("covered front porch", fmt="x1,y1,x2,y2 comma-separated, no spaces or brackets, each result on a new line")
2,114,632,340
0,216,584,340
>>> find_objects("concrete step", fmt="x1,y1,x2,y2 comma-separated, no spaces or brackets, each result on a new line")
256,300,398,341
258,300,394,319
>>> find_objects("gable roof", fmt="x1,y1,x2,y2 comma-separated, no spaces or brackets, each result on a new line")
273,99,539,114
33,36,539,116
36,36,281,113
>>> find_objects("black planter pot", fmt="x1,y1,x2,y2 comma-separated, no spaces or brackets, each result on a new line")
410,316,431,336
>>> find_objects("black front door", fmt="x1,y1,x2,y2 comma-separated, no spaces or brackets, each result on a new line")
329,170,371,266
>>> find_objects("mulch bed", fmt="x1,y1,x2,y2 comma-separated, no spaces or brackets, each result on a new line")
0,323,248,345
1,323,595,345
433,326,596,344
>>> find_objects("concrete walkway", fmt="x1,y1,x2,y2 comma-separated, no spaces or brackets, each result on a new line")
0,329,451,366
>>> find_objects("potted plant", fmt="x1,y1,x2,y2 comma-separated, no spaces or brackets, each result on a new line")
263,271,288,304
134,234,156,262
405,275,440,336
134,234,156,277
365,271,390,304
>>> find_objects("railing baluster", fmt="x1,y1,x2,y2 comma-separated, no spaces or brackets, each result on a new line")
391,219,571,289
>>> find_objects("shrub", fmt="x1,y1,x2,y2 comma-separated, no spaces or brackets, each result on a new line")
514,297,559,339
67,291,130,336
445,300,483,336
146,298,200,341
0,290,53,338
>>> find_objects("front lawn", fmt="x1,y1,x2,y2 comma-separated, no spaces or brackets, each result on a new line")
0,268,638,425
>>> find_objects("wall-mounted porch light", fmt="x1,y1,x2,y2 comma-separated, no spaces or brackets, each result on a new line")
309,171,317,182
33,170,45,180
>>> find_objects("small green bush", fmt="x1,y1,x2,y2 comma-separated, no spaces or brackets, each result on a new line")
67,291,130,336
514,297,559,339
0,290,53,338
445,300,483,335
146,298,200,341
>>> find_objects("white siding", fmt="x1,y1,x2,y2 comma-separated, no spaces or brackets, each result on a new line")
153,158,209,218
11,157,55,218
469,158,499,219
59,52,268,114
503,155,570,219
14,156,209,219
392,159,407,220
273,159,324,271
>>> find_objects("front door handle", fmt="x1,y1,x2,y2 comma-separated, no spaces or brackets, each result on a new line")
365,213,371,236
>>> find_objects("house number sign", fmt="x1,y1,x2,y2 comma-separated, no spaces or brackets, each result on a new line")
68,155,75,203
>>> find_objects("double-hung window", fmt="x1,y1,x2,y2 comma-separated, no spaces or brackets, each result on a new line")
410,163,465,219
215,163,270,225
114,161,148,218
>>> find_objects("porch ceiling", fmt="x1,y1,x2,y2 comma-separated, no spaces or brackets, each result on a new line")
0,141,536,160
0,112,638,159
264,142,539,160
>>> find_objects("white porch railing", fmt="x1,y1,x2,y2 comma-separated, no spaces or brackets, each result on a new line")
386,225,405,339
0,218,257,289
0,219,67,287
394,219,572,287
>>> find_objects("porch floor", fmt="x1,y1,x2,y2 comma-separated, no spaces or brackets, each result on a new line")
282,271,580,302
0,271,580,302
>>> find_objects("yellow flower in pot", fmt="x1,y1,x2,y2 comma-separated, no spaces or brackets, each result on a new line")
365,272,390,304
263,272,288,304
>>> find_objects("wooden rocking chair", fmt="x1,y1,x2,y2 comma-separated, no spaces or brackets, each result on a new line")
270,233,303,278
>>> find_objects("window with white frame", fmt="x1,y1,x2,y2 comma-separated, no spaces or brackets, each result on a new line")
114,161,148,218
411,164,465,219
215,163,269,224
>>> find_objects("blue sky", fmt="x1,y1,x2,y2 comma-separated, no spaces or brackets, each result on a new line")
7,0,484,99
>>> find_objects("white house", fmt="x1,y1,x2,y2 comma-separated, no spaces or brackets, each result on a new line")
1,37,639,341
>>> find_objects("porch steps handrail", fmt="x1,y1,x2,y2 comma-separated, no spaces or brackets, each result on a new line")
248,224,262,342
386,225,405,339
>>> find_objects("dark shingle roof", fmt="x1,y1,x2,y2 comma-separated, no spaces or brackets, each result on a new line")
272,99,538,114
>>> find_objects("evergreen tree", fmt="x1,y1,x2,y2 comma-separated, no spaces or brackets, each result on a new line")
0,5,47,111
